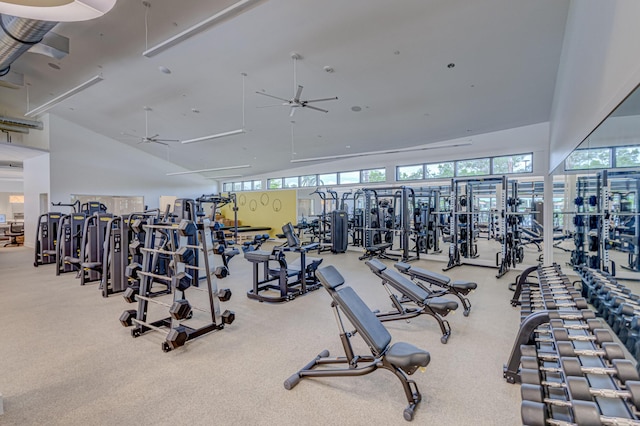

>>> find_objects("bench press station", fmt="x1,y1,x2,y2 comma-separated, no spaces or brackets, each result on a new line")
284,265,430,421
244,223,323,303
365,259,458,344
394,262,477,316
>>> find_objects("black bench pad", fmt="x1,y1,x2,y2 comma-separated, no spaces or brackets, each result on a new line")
386,341,430,371
317,265,345,290
425,296,459,313
451,280,478,292
244,250,272,262
81,262,102,270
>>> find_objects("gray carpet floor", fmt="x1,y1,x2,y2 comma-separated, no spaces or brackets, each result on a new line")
0,243,525,425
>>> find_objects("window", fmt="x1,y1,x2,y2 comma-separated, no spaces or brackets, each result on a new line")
456,158,490,176
318,173,337,186
252,180,262,190
492,153,532,174
615,146,640,168
425,162,454,179
397,164,424,181
339,171,360,185
242,181,252,191
284,177,299,188
565,148,611,170
223,183,232,192
268,178,282,189
362,168,386,183
233,182,242,191
300,175,318,187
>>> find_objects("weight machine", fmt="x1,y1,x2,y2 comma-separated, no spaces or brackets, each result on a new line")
360,186,419,263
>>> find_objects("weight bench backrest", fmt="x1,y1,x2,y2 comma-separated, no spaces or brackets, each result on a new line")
397,263,450,286
317,266,391,357
317,265,344,291
365,258,387,278
282,222,300,248
381,269,431,303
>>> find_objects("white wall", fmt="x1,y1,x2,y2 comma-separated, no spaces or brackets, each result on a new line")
0,180,23,193
48,116,216,209
549,0,640,173
23,153,50,248
240,122,550,183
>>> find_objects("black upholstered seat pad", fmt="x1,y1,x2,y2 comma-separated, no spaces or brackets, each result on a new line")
386,341,430,370
406,265,451,285
81,262,102,270
451,280,478,291
365,259,387,274
425,296,458,312
317,265,345,290
225,248,240,256
243,250,272,262
333,286,392,357
64,256,81,264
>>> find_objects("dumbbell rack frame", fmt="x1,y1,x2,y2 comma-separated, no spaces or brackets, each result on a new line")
130,219,227,351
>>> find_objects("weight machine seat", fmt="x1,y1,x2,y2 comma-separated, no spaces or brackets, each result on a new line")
64,256,81,265
81,261,102,270
394,262,477,295
225,248,240,257
385,341,431,372
42,250,57,255
288,256,323,272
244,250,272,263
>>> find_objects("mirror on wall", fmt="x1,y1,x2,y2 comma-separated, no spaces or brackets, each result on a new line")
552,84,640,279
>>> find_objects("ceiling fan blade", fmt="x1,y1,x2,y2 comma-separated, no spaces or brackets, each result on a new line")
304,104,329,113
154,139,180,142
289,106,296,117
294,85,303,103
153,141,169,146
148,134,159,140
256,91,290,102
120,132,139,138
304,96,339,103
256,103,287,108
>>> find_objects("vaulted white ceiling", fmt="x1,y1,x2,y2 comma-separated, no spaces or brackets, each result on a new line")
0,0,570,181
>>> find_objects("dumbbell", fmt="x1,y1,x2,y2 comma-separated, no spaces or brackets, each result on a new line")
521,357,639,385
521,391,640,426
172,272,192,291
217,288,232,302
125,262,141,280
564,376,640,408
548,318,606,331
521,342,626,362
176,246,196,264
129,240,142,256
165,326,189,351
534,327,612,346
123,285,139,303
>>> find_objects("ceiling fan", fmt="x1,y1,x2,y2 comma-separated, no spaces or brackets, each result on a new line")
256,53,338,117
121,106,180,146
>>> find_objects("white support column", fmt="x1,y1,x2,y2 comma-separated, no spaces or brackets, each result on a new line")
543,172,554,266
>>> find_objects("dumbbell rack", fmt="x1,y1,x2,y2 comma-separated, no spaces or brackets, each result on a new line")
579,267,640,364
505,264,640,425
122,219,234,352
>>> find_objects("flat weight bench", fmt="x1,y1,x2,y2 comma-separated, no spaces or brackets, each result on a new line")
395,262,477,316
366,259,458,344
358,242,393,261
285,265,430,422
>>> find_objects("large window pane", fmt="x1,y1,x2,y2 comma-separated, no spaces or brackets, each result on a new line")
252,180,262,190
456,158,490,176
318,173,337,185
268,178,282,189
242,181,252,191
425,162,454,179
299,175,318,187
339,171,360,185
233,182,242,191
493,154,533,174
223,183,231,192
565,148,611,170
615,146,640,168
362,168,386,183
284,177,299,188
397,164,424,181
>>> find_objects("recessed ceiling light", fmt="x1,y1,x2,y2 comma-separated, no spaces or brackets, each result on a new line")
323,66,334,73
143,106,152,111
48,63,60,70
447,63,455,68
191,108,200,113
394,50,400,55
351,106,362,112
158,65,172,74
345,145,351,149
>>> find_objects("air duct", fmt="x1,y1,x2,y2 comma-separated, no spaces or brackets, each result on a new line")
0,114,43,130
0,14,57,77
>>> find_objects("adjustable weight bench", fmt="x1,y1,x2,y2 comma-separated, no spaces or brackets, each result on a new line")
285,265,430,422
366,259,458,344
394,262,477,316
358,242,393,261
